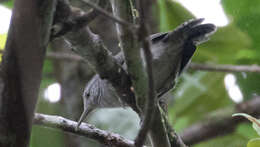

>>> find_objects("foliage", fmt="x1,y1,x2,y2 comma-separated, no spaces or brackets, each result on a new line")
1,0,14,8
221,0,260,100
232,113,260,147
0,34,6,61
0,34,7,49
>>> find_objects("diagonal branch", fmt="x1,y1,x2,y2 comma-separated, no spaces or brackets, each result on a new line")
64,26,140,113
81,0,137,29
52,0,107,38
33,113,137,147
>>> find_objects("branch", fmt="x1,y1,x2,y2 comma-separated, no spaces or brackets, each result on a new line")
134,0,157,147
44,52,260,74
180,96,260,145
189,63,260,73
45,50,260,146
52,0,107,38
110,0,148,110
110,1,169,146
33,113,136,147
81,0,136,29
162,112,187,147
46,51,83,61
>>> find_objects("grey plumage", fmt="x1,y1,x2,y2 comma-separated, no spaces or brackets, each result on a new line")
76,18,216,129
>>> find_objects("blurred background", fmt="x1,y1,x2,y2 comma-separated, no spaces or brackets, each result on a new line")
1,0,260,146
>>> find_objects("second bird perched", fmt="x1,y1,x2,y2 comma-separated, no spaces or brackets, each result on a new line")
76,18,216,129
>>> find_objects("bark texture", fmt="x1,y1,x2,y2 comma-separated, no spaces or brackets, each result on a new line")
0,0,56,146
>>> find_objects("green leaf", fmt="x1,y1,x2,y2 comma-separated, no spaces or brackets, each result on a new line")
233,113,260,136
0,34,7,61
222,0,260,106
253,123,260,137
193,24,252,64
236,73,260,100
169,72,232,125
237,123,259,139
222,0,260,61
0,1,14,9
247,138,260,147
157,0,194,32
195,133,248,147
0,33,7,49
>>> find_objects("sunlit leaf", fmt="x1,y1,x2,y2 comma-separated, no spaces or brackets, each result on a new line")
0,33,7,49
247,138,260,147
0,34,7,62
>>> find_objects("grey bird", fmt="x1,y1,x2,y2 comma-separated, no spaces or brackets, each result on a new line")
76,18,216,129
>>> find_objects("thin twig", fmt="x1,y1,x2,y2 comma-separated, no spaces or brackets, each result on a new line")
52,0,107,38
134,0,156,147
81,0,137,29
46,52,83,61
33,113,136,147
189,63,260,73
44,51,260,74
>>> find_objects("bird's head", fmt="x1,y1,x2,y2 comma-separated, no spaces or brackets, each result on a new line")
76,75,102,130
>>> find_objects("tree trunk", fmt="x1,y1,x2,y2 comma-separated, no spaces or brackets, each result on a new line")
0,0,56,146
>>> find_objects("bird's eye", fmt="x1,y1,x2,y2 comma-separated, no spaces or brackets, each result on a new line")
86,93,90,97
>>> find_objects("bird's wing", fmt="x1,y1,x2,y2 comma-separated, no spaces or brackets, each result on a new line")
179,20,216,74
113,19,216,98
156,18,216,97
150,32,169,44
179,41,196,74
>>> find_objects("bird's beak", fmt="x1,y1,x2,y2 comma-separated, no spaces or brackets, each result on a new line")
76,107,94,131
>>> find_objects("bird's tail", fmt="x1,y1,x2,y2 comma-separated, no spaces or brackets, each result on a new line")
166,18,217,45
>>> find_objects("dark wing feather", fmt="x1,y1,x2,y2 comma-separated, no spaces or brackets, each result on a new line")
150,32,169,44
179,41,196,74
179,23,216,74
